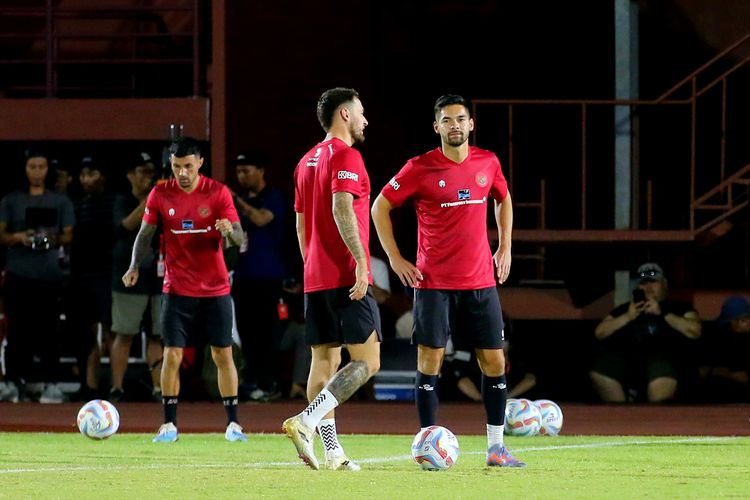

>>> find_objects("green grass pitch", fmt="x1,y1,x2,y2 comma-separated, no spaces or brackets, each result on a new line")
1,433,748,498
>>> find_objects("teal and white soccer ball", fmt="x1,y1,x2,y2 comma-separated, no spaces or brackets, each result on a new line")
77,399,120,440
411,425,460,471
505,398,542,436
533,399,564,436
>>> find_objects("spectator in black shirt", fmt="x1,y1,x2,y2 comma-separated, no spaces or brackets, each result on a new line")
590,263,702,403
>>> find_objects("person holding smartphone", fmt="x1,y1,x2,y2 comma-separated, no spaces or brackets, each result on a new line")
589,263,702,403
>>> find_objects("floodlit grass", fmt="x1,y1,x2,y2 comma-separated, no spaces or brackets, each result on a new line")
0,433,748,498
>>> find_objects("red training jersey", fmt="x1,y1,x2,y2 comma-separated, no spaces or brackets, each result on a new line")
294,137,372,293
143,176,239,297
380,146,508,290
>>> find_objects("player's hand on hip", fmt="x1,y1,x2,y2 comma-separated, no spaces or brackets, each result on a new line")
215,218,232,237
493,246,512,284
349,261,369,301
389,254,423,288
122,268,140,287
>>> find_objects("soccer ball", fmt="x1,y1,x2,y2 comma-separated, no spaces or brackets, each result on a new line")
77,399,120,440
505,398,542,436
533,399,564,436
411,425,460,471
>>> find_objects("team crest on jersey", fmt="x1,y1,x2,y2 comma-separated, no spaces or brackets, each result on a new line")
168,208,175,217
458,189,471,200
182,220,194,230
438,179,446,188
475,172,488,187
198,207,209,217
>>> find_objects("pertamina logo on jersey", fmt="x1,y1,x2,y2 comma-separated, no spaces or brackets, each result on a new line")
171,219,212,235
337,170,359,181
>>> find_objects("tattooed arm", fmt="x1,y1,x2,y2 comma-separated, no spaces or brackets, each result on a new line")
332,192,368,301
216,219,245,248
122,221,157,287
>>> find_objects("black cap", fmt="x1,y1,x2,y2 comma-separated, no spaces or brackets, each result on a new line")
233,151,268,168
81,155,110,176
637,262,665,282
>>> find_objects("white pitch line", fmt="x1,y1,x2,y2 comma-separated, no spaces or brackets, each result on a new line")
0,436,740,474
358,436,740,463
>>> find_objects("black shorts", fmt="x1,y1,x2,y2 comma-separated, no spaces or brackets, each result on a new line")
304,286,382,346
160,293,233,348
591,351,679,389
413,287,504,350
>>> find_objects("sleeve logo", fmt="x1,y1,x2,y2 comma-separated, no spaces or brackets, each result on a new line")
389,177,400,191
337,170,359,181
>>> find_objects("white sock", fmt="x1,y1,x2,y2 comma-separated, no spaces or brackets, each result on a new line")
487,424,504,448
300,389,339,429
317,418,344,458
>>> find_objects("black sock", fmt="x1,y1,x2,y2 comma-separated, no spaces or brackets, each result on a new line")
415,372,440,428
162,395,178,425
223,396,239,425
481,375,507,426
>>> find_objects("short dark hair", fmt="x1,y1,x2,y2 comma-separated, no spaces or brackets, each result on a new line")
317,87,359,131
24,147,48,162
169,136,202,158
433,94,470,118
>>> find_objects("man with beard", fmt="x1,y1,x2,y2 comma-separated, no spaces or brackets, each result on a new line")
123,137,248,443
282,88,381,471
371,94,524,467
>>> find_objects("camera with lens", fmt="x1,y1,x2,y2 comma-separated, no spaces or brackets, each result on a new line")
31,234,50,251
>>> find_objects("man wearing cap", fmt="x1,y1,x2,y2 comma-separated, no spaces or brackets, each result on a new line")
590,262,702,403
230,151,289,401
108,152,164,402
698,296,750,402
68,155,116,402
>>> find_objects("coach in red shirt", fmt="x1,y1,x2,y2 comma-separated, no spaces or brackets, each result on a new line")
282,88,381,471
122,137,247,443
372,94,524,468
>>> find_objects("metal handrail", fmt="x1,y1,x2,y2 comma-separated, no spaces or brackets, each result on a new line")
0,0,200,97
474,32,750,238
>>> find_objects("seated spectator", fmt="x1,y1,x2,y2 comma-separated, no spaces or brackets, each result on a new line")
589,263,702,403
697,296,750,403
440,312,535,402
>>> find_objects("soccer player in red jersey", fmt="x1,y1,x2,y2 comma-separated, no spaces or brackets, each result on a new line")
372,94,525,467
122,137,248,443
282,88,381,470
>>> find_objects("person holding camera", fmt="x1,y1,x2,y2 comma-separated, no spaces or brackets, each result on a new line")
589,262,702,403
0,149,74,403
